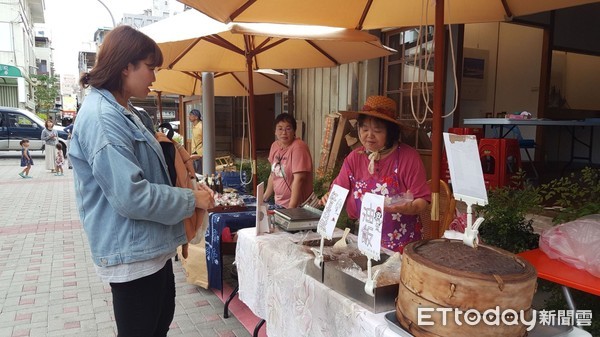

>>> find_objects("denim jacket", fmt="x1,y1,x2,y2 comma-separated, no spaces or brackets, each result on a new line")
68,88,194,267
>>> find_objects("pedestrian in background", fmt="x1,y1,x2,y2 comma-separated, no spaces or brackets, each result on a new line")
69,25,215,337
54,143,64,176
19,138,33,178
189,109,203,174
41,119,58,173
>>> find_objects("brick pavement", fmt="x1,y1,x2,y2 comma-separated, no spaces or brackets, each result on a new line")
0,151,251,337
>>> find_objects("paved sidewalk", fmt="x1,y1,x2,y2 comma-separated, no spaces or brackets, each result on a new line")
0,151,251,337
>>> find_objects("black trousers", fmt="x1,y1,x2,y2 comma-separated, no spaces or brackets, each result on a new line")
110,259,176,337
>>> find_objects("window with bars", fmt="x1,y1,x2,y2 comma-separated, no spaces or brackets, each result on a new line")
383,27,435,149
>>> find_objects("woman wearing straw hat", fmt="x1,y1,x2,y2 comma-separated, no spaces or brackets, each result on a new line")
321,96,430,252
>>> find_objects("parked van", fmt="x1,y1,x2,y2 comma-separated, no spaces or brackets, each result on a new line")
0,106,68,153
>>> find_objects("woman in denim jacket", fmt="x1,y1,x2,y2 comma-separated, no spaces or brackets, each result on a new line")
68,26,215,336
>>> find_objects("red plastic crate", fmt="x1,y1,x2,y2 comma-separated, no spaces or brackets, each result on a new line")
478,138,522,188
448,127,485,142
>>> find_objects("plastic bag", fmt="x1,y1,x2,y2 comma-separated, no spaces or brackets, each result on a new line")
539,214,600,277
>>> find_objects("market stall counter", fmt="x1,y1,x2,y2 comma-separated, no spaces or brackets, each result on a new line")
234,227,593,337
235,227,409,337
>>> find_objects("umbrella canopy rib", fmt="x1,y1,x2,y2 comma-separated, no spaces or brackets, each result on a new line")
231,0,255,22
259,72,288,87
166,38,202,69
251,37,288,56
306,40,340,66
356,0,374,30
500,0,514,18
204,35,245,55
229,73,248,93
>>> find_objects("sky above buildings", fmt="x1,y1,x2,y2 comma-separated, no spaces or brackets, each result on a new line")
44,0,183,77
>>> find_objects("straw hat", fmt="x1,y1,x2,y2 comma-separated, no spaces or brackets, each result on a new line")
356,95,402,125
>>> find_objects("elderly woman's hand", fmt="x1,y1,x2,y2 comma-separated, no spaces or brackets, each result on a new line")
384,198,427,215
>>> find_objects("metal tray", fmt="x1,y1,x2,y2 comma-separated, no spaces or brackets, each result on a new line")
384,311,411,336
323,254,397,313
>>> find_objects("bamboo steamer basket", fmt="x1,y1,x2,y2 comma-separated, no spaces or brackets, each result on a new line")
396,239,537,337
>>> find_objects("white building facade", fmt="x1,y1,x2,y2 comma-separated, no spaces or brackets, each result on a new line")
0,0,43,110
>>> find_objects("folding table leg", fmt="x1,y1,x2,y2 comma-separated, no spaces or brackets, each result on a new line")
253,319,266,337
224,285,239,319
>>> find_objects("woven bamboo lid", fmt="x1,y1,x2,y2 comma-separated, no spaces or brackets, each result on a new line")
408,239,533,276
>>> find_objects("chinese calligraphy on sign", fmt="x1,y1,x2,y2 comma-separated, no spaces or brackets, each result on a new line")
358,193,384,260
317,184,349,239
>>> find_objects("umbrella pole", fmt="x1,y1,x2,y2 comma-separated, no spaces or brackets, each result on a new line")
245,39,258,194
179,95,186,146
430,0,445,232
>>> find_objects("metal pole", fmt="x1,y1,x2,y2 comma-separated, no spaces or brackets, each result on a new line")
96,0,116,28
202,72,216,175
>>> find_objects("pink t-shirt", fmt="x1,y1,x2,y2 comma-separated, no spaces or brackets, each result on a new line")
268,138,313,208
332,143,431,252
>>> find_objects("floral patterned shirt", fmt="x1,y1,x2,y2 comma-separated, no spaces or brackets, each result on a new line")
332,143,430,252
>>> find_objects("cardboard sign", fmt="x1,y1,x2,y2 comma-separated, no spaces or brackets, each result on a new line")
357,193,384,261
317,184,349,239
443,133,488,205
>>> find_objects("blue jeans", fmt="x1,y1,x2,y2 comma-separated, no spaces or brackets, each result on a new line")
193,158,203,175
110,259,176,337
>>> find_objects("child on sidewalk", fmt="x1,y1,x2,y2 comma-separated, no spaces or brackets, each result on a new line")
19,139,33,178
55,143,65,176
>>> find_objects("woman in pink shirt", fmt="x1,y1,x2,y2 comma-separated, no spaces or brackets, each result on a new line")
263,113,314,208
321,96,430,252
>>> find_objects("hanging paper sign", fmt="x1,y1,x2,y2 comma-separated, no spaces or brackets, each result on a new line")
357,192,384,261
443,133,488,205
317,184,349,239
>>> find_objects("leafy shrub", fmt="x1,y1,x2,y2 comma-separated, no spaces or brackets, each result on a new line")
538,166,600,224
475,172,541,253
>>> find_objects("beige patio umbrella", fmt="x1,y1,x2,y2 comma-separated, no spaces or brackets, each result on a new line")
178,0,598,231
140,10,395,190
149,68,288,130
151,68,289,96
178,0,599,29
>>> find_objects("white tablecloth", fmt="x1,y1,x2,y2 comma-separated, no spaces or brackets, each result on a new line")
234,227,592,337
235,227,409,337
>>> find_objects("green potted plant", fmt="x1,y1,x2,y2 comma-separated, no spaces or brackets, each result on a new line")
475,171,541,254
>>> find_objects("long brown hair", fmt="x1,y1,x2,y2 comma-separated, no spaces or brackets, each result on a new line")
79,25,163,93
